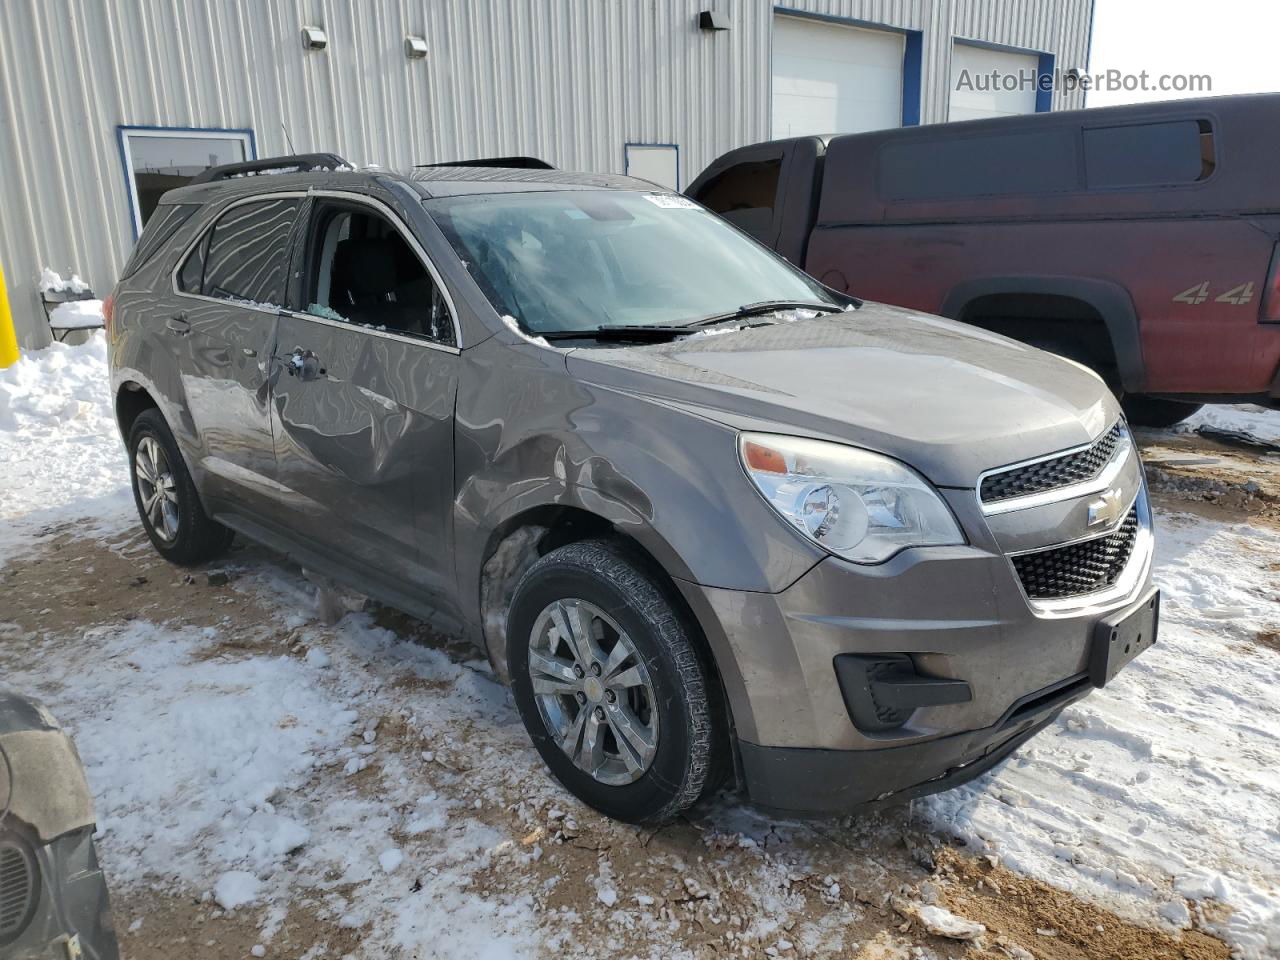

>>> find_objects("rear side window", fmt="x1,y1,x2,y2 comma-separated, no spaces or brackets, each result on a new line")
120,203,199,280
880,130,1078,201
191,197,302,305
690,159,782,242
1083,120,1212,189
177,230,209,294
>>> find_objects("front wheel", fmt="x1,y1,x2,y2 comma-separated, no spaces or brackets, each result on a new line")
507,540,725,823
1121,395,1204,428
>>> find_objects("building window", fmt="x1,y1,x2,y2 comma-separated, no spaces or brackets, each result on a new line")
118,127,255,236
624,144,680,190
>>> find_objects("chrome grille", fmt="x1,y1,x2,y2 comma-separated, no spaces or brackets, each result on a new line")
0,839,36,940
1011,505,1140,600
981,422,1125,505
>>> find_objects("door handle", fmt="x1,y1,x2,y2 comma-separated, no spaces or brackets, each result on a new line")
284,348,324,381
166,314,191,335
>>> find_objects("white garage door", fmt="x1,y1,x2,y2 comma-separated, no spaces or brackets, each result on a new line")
948,43,1040,121
771,14,903,139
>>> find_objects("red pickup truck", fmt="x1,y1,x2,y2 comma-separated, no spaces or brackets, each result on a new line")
687,94,1280,426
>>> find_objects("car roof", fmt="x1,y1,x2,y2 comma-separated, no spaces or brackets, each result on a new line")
409,165,659,197
160,164,664,206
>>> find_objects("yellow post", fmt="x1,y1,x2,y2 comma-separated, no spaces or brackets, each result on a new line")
0,262,19,369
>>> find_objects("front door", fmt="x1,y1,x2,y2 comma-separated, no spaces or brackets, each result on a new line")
170,193,304,516
269,194,461,607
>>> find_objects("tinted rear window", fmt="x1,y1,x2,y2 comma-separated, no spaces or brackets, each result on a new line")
120,203,199,280
691,158,782,242
201,197,301,305
1083,120,1209,189
880,130,1079,202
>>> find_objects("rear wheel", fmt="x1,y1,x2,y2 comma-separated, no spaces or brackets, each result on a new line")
128,408,234,565
1120,395,1204,428
507,540,725,823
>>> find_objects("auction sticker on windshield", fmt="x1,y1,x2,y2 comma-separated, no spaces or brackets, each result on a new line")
644,193,699,209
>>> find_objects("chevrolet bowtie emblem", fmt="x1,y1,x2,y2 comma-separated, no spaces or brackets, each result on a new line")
1087,489,1124,528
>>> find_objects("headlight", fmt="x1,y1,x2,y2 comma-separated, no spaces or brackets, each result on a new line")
739,433,964,564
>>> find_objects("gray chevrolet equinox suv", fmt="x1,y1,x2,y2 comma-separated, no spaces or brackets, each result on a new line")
107,155,1158,822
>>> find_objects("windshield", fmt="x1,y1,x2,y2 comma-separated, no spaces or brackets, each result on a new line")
423,190,841,334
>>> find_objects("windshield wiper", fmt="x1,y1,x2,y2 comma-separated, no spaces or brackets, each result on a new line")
685,300,846,328
539,325,695,342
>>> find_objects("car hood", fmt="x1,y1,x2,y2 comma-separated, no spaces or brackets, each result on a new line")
563,303,1118,488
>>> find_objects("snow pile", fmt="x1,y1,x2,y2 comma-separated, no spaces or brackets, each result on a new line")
39,267,92,294
0,332,131,558
1181,403,1280,446
48,299,105,331
924,510,1280,958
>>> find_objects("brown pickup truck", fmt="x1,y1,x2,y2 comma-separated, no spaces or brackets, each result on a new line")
687,94,1280,426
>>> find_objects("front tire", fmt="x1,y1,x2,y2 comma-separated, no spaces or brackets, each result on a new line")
128,408,234,565
507,540,725,823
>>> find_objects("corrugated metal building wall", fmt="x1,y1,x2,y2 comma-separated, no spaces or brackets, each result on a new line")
0,0,1092,347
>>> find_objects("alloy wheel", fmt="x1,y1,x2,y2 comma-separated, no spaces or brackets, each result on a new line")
527,598,659,786
134,436,179,542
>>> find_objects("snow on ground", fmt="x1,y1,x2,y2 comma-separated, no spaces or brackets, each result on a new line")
1182,403,1280,446
0,331,131,562
924,513,1280,956
3,576,545,958
2,336,1279,956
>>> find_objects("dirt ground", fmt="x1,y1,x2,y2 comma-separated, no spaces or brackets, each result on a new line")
3,424,1272,959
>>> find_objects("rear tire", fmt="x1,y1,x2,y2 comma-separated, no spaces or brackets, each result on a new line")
507,539,726,823
128,408,234,565
1121,395,1204,428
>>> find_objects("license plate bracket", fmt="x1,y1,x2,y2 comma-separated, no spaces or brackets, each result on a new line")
1090,589,1160,687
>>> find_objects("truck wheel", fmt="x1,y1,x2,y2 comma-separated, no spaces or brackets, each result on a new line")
128,408,234,565
1121,395,1204,429
506,539,725,823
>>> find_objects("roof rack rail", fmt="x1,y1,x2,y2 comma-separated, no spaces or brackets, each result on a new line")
417,156,554,170
187,153,350,184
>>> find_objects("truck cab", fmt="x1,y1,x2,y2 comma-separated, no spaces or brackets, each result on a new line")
687,94,1280,426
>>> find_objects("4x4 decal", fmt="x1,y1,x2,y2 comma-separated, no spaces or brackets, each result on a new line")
1173,281,1255,305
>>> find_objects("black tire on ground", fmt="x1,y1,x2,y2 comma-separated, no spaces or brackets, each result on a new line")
506,539,727,823
128,408,234,565
1120,395,1205,429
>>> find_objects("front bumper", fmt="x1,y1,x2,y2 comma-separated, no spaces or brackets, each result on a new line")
738,672,1089,814
675,477,1156,814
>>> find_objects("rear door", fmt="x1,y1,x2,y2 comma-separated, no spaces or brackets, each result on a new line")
269,191,462,607
170,193,304,516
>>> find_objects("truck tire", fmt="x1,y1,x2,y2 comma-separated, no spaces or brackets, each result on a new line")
506,539,726,823
1121,395,1204,429
128,408,234,565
